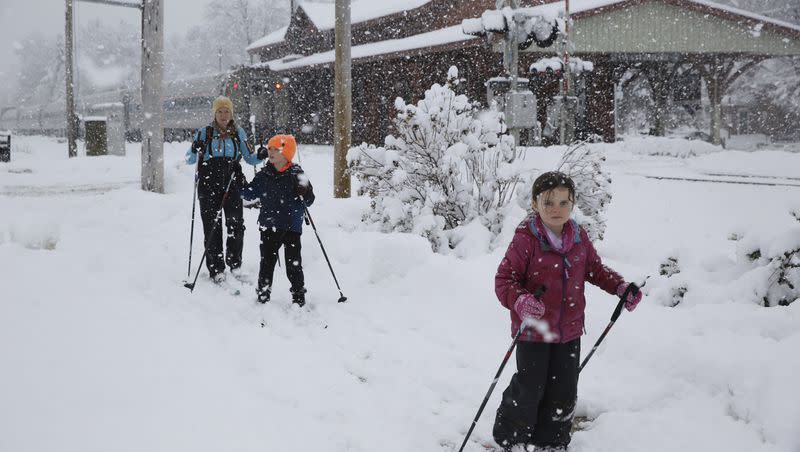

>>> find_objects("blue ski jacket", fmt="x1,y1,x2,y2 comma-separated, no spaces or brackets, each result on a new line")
185,125,260,166
241,163,315,234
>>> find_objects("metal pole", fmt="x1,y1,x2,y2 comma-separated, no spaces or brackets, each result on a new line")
559,0,572,145
333,0,352,198
65,0,78,157
141,0,164,193
564,0,571,96
509,1,520,147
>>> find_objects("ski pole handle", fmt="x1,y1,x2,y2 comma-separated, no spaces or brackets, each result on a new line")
611,283,636,322
519,285,548,331
611,277,648,322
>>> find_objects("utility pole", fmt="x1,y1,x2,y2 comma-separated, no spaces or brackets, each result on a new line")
141,0,164,193
333,0,351,198
500,0,521,146
65,0,78,157
68,0,161,192
559,0,575,145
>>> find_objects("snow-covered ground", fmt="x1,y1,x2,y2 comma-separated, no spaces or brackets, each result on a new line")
1,135,798,452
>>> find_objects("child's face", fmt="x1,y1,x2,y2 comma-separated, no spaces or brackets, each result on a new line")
267,146,288,168
532,186,574,232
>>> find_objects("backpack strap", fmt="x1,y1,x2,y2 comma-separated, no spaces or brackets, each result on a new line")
203,125,214,157
231,127,242,160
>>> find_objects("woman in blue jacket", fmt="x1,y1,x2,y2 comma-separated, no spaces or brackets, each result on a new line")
186,96,261,283
241,134,314,306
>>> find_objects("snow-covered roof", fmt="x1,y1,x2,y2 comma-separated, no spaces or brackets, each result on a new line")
253,23,475,72
689,0,800,33
519,0,800,34
300,0,432,31
247,26,289,52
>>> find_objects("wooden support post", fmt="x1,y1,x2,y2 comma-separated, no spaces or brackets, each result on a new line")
141,0,164,193
333,0,352,198
65,0,78,158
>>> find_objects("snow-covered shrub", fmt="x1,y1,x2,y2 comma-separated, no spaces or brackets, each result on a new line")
655,256,685,306
660,256,680,277
347,67,520,252
511,142,611,242
616,136,721,158
557,142,611,241
670,285,688,307
736,214,800,307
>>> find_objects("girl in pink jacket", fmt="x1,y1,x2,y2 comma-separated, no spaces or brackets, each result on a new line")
492,171,642,451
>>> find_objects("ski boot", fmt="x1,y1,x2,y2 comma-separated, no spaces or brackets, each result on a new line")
256,287,271,304
290,287,307,307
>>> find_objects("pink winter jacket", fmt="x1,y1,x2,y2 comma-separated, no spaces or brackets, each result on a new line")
495,214,624,343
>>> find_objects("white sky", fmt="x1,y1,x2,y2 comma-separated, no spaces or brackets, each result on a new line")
0,0,211,82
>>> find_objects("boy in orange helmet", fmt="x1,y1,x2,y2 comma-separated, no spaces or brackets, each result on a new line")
242,135,314,305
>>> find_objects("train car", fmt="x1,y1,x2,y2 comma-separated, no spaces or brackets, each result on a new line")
162,71,229,141
13,101,67,136
5,71,247,143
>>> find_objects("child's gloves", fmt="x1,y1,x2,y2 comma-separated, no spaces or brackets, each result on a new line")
294,175,309,196
191,139,204,154
514,293,545,321
617,282,643,312
256,146,269,161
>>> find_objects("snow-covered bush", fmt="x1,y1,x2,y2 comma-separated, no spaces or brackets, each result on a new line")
512,142,611,242
557,142,612,241
736,213,800,307
347,67,520,252
657,256,686,306
660,256,680,277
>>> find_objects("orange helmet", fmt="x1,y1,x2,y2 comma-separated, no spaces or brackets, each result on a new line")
267,134,297,162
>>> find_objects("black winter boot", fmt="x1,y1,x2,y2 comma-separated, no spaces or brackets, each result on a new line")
256,287,271,304
290,288,306,307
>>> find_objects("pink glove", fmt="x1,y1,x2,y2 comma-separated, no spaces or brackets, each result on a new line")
514,293,545,321
617,282,643,312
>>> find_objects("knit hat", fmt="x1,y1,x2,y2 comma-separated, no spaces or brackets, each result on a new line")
267,134,297,162
212,96,234,115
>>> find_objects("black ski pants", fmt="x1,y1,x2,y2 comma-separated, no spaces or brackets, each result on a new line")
197,158,245,277
493,338,580,450
257,228,304,294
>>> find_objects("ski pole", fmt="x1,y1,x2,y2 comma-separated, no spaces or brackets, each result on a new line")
300,196,347,303
187,148,204,278
457,286,546,452
184,161,239,292
579,277,648,373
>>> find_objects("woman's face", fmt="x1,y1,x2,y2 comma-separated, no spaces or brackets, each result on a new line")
215,107,232,127
532,186,574,232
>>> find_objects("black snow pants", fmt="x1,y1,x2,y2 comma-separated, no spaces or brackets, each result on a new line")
257,228,305,294
197,158,245,277
493,338,580,451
